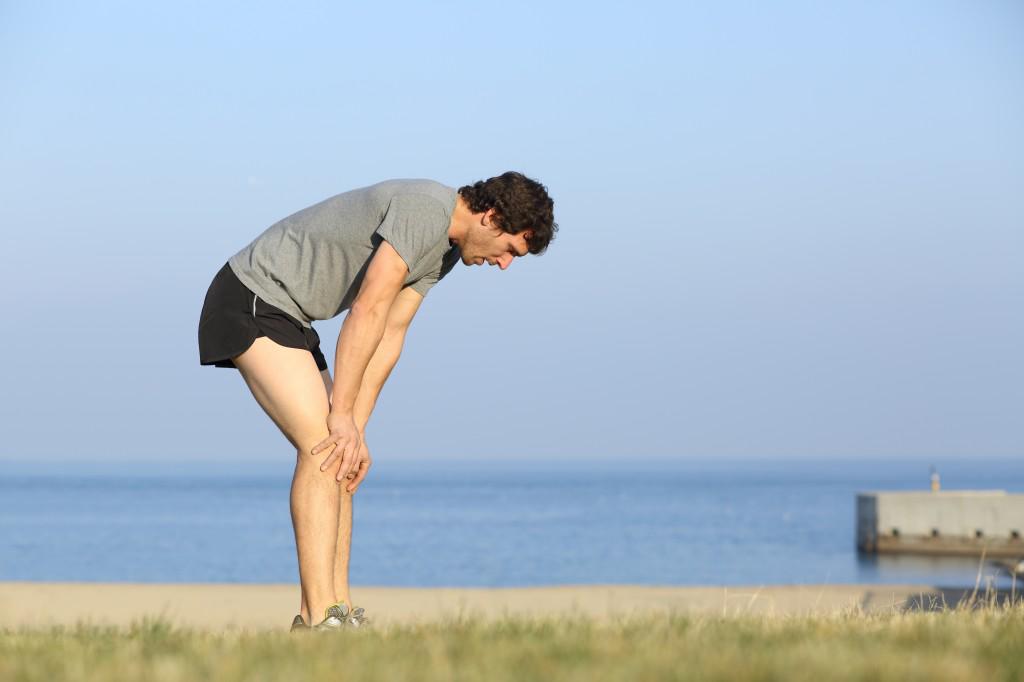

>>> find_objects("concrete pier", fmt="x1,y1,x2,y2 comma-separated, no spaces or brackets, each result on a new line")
857,491,1024,558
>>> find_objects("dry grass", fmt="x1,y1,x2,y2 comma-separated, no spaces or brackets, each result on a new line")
2,597,1022,682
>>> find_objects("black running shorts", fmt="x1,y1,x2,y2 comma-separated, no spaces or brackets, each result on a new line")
198,262,329,371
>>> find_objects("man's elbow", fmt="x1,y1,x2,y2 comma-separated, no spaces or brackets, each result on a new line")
348,299,391,325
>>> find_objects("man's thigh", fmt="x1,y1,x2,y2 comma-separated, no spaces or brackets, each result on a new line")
232,336,331,454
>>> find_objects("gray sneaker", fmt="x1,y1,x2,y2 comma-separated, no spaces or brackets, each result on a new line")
312,603,349,631
290,614,309,632
345,606,369,628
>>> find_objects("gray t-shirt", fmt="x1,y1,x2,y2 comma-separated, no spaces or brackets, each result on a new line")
228,179,461,328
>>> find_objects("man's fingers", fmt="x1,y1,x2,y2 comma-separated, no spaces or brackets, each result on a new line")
345,463,366,493
337,442,357,482
343,444,359,480
314,435,353,473
319,447,340,472
337,438,362,481
310,436,338,456
347,440,364,479
346,460,369,493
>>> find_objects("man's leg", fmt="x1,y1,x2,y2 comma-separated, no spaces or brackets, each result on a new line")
319,369,355,612
232,336,341,624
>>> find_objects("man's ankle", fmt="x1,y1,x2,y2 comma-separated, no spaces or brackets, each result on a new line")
309,601,339,623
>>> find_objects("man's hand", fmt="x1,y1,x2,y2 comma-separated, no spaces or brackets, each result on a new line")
312,411,361,480
345,438,373,493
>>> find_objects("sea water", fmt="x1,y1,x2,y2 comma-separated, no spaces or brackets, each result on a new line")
1,457,1021,587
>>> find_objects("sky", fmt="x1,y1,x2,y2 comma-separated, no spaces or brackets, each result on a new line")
1,1,1021,464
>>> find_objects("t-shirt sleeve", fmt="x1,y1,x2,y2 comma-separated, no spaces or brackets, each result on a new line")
374,194,448,274
409,247,460,297
408,276,435,297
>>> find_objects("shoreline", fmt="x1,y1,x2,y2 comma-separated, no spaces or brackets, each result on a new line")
3,582,1015,629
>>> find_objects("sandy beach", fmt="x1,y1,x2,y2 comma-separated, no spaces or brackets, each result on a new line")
1,583,1004,630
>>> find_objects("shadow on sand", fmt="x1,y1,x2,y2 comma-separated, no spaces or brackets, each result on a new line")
862,587,1024,613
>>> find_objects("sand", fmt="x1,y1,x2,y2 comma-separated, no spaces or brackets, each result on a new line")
0,582,997,630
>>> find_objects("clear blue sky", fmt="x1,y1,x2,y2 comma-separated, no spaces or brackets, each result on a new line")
1,1,1021,463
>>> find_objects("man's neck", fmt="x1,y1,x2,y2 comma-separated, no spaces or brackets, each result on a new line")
448,194,471,246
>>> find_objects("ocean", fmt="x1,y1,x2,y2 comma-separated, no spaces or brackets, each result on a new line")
1,457,1021,588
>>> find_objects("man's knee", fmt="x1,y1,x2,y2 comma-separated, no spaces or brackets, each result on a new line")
294,437,344,478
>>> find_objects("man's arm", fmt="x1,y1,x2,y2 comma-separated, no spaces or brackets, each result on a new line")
352,285,424,433
310,240,408,479
315,284,419,481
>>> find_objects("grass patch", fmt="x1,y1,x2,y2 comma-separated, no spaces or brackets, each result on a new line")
2,605,1023,681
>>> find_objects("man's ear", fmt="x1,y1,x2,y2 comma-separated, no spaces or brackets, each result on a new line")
481,208,502,232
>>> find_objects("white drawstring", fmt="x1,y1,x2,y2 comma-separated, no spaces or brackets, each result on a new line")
252,294,258,317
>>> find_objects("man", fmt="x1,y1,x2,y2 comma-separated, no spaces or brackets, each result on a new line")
197,172,557,630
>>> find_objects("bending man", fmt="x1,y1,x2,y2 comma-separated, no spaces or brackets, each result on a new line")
197,172,557,630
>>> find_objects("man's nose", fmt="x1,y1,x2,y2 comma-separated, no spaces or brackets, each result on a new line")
498,253,513,270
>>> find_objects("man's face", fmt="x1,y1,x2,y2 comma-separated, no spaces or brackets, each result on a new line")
460,210,532,271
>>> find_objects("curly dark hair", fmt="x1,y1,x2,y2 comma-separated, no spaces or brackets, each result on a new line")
458,171,557,254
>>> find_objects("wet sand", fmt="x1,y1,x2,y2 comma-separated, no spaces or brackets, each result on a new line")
0,582,993,630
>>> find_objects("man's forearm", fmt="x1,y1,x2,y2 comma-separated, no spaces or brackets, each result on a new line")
330,303,390,414
351,329,405,432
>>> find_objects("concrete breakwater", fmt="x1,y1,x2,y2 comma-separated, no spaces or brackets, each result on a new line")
857,491,1024,558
